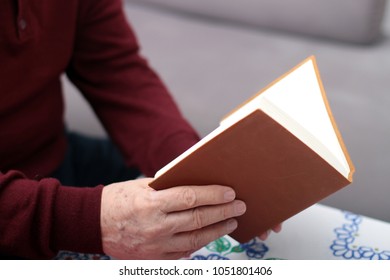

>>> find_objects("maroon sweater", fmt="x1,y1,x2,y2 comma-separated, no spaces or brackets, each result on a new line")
0,0,199,258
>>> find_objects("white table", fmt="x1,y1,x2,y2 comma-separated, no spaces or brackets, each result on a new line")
55,204,390,260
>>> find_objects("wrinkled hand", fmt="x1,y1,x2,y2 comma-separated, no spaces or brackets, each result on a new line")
100,178,247,259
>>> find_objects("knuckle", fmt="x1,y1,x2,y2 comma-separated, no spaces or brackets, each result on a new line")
163,215,178,235
143,224,164,240
192,208,206,229
222,204,232,219
188,232,203,251
145,190,160,210
180,187,197,208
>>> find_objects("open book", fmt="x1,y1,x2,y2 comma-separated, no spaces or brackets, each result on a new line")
149,56,355,243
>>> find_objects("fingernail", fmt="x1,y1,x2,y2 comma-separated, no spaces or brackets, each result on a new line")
224,189,236,201
234,201,246,215
227,219,238,232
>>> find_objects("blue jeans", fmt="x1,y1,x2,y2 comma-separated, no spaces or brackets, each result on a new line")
51,132,141,187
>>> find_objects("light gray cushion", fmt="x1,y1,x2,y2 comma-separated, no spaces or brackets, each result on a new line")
127,0,387,43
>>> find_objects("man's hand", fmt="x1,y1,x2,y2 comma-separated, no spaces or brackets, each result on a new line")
100,178,246,259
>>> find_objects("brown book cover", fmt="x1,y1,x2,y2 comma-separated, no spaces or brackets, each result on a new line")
149,56,355,243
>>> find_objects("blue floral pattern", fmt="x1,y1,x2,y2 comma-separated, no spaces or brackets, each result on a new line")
239,238,269,259
192,254,229,260
330,212,390,260
190,236,269,260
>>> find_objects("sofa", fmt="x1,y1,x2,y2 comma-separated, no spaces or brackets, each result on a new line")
63,0,390,223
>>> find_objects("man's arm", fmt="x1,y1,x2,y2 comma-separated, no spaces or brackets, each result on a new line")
63,0,280,258
66,0,199,176
0,171,247,260
0,170,104,259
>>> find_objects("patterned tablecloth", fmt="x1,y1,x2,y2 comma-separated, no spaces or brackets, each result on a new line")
55,204,390,260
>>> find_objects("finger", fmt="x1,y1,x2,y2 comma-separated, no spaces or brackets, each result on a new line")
152,185,236,213
272,223,282,233
259,230,270,241
165,218,238,254
258,223,283,240
163,200,246,233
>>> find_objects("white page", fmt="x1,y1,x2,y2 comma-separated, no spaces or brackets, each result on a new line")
156,58,350,179
222,59,350,178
